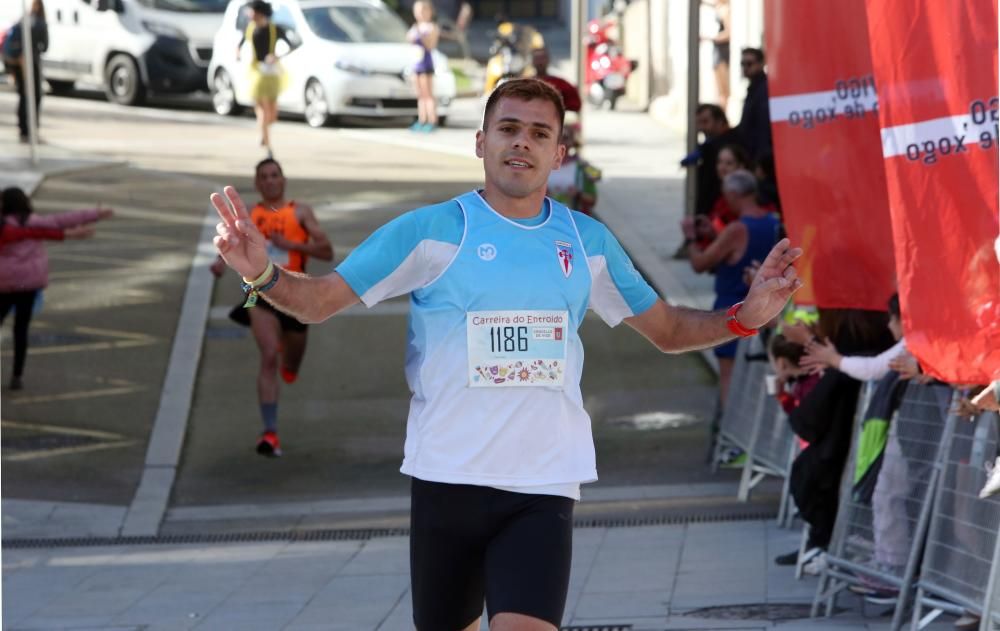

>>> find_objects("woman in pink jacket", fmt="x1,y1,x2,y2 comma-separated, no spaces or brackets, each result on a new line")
0,187,112,390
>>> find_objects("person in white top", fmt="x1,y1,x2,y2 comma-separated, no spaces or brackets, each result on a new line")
210,78,804,631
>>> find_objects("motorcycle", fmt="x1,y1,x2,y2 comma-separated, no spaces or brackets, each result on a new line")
483,20,545,94
584,18,638,110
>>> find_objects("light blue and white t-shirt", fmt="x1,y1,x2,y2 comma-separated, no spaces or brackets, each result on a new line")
337,191,658,499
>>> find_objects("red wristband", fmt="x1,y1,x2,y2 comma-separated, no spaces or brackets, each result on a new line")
726,302,758,337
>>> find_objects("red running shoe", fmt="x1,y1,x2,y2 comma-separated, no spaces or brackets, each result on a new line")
256,431,282,457
280,365,298,384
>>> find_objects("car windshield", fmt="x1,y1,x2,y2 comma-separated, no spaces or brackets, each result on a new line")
302,5,408,44
236,4,297,31
136,0,229,12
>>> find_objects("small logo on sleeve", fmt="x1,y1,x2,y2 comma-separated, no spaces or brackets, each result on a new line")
555,241,573,278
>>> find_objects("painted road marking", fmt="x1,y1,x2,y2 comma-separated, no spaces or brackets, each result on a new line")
1,325,158,357
2,419,137,462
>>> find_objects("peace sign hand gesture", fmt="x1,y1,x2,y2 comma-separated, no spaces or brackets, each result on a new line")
211,186,270,281
736,238,804,329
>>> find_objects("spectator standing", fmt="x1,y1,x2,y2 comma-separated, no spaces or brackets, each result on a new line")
736,47,772,161
407,1,440,132
3,0,48,143
684,104,743,217
702,0,730,111
0,187,112,390
237,0,298,154
790,295,911,591
785,308,896,569
684,170,780,405
532,46,582,114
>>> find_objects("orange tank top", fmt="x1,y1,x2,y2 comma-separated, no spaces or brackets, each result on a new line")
251,201,309,273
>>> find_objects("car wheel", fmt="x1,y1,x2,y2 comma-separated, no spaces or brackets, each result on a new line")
304,79,332,128
104,54,146,106
437,115,447,128
47,79,75,95
211,69,243,116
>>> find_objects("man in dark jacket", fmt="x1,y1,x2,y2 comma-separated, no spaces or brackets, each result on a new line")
4,0,48,142
684,103,743,216
736,47,771,161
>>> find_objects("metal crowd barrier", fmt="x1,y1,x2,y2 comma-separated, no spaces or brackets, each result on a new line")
713,337,757,465
812,381,958,631
912,409,1000,630
711,335,799,522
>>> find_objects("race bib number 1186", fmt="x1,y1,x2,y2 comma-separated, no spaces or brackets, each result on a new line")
467,310,568,388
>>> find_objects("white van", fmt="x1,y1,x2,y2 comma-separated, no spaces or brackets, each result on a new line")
1,0,227,105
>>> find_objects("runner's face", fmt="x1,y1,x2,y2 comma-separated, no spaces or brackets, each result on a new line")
476,97,565,200
255,164,286,201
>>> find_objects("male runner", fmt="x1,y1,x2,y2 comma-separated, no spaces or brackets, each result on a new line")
211,79,801,629
211,158,332,456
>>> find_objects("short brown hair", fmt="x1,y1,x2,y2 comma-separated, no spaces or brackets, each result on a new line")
769,333,805,364
483,78,565,134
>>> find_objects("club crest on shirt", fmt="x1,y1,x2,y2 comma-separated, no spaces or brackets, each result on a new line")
555,241,573,278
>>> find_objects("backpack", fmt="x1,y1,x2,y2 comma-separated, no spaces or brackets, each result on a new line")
2,23,23,61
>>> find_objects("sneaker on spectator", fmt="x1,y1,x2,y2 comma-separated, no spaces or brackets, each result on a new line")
774,549,799,566
953,613,980,630
851,572,900,603
852,586,898,606
719,448,747,468
802,551,828,576
256,431,282,457
980,457,1000,499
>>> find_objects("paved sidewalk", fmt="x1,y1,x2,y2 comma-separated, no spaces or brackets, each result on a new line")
3,519,955,630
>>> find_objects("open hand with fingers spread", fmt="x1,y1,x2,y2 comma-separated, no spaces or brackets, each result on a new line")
211,186,270,281
801,337,841,374
64,225,96,240
735,238,804,329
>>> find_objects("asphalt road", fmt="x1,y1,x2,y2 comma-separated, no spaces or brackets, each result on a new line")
1,87,739,528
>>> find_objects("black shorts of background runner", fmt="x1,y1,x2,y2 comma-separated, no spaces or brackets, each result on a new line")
409,477,575,629
228,300,307,333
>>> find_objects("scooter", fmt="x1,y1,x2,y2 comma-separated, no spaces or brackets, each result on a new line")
483,20,544,94
584,18,637,110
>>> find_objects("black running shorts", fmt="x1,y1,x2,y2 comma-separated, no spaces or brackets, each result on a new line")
409,477,575,630
229,300,307,333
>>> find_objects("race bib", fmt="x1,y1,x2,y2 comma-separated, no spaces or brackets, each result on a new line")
266,241,289,267
467,310,568,388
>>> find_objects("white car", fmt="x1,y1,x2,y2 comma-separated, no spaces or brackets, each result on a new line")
208,0,455,126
